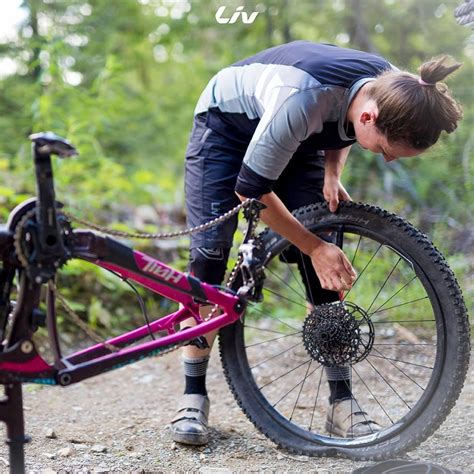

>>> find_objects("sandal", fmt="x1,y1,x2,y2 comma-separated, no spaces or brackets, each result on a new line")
171,394,210,445
325,397,380,438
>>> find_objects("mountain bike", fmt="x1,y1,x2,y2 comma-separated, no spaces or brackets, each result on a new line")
0,133,470,473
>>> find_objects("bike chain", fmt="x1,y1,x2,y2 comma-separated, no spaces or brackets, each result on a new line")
12,200,260,353
61,199,253,240
47,280,120,353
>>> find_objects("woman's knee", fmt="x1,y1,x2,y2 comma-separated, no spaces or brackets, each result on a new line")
189,247,230,285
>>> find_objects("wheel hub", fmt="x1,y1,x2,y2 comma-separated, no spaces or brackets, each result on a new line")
302,302,374,366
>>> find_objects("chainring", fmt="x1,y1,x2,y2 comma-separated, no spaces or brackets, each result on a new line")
13,208,73,270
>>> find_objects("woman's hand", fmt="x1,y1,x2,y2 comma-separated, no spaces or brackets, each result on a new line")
309,240,357,291
323,176,352,213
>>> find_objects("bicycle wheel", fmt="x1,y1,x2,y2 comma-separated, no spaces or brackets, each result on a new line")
219,202,470,460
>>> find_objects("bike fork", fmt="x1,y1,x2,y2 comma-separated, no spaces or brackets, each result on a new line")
0,383,29,474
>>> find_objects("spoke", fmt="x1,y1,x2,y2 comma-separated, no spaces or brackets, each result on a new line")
350,367,353,437
350,235,362,267
290,361,317,421
360,334,436,358
273,363,321,412
246,304,300,332
370,276,417,315
343,242,383,301
373,343,436,346
373,319,435,324
341,234,362,302
370,347,426,390
370,296,430,316
250,341,303,369
244,325,296,336
278,252,311,305
265,265,308,303
309,366,324,431
365,358,412,410
298,249,316,307
259,359,311,390
245,331,302,348
369,353,433,370
329,396,336,438
366,257,401,313
352,365,394,424
263,287,309,310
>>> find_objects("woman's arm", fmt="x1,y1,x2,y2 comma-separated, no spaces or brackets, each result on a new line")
236,190,357,291
323,147,352,212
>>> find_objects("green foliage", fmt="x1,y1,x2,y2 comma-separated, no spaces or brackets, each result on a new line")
0,0,472,337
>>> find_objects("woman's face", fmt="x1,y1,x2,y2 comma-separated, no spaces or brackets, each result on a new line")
352,103,425,162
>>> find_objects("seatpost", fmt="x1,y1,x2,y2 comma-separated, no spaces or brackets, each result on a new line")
33,143,64,255
28,132,77,283
31,142,67,281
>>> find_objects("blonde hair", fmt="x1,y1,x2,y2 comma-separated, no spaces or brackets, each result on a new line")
368,56,463,149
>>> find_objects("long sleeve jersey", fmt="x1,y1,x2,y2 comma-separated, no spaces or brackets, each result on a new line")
194,41,393,197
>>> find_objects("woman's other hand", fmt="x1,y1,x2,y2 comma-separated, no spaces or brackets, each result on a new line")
309,240,357,291
323,176,352,213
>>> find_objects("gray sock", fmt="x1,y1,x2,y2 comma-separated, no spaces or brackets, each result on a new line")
326,366,352,403
183,356,210,395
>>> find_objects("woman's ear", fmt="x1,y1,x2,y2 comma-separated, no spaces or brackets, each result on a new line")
360,103,379,125
360,111,372,124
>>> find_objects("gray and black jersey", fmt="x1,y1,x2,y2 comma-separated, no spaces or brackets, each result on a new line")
194,41,393,198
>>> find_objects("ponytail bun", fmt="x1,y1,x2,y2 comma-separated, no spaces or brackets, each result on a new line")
419,55,462,86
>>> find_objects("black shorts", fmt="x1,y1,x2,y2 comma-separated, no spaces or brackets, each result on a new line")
185,113,326,249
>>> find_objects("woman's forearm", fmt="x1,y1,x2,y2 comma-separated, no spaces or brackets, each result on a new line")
237,191,324,256
324,147,351,179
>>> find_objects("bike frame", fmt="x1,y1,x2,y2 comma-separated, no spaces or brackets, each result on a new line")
0,227,245,386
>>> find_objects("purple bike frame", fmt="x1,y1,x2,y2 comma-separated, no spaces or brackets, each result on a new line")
0,229,245,386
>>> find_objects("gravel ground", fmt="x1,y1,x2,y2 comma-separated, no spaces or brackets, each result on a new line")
0,348,471,473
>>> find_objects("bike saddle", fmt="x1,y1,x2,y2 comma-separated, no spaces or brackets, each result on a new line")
29,131,78,158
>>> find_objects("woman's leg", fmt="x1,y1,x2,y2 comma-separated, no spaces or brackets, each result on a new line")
171,114,242,445
171,250,229,446
274,153,378,436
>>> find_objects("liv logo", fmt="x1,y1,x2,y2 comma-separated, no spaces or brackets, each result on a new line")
215,6,259,24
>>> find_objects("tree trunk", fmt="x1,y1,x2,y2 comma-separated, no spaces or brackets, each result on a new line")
346,0,377,53
25,0,42,81
281,0,292,43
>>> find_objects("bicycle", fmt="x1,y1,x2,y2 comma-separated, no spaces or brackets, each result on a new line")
0,133,470,473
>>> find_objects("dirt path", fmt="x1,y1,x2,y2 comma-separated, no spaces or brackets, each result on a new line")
0,349,472,473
